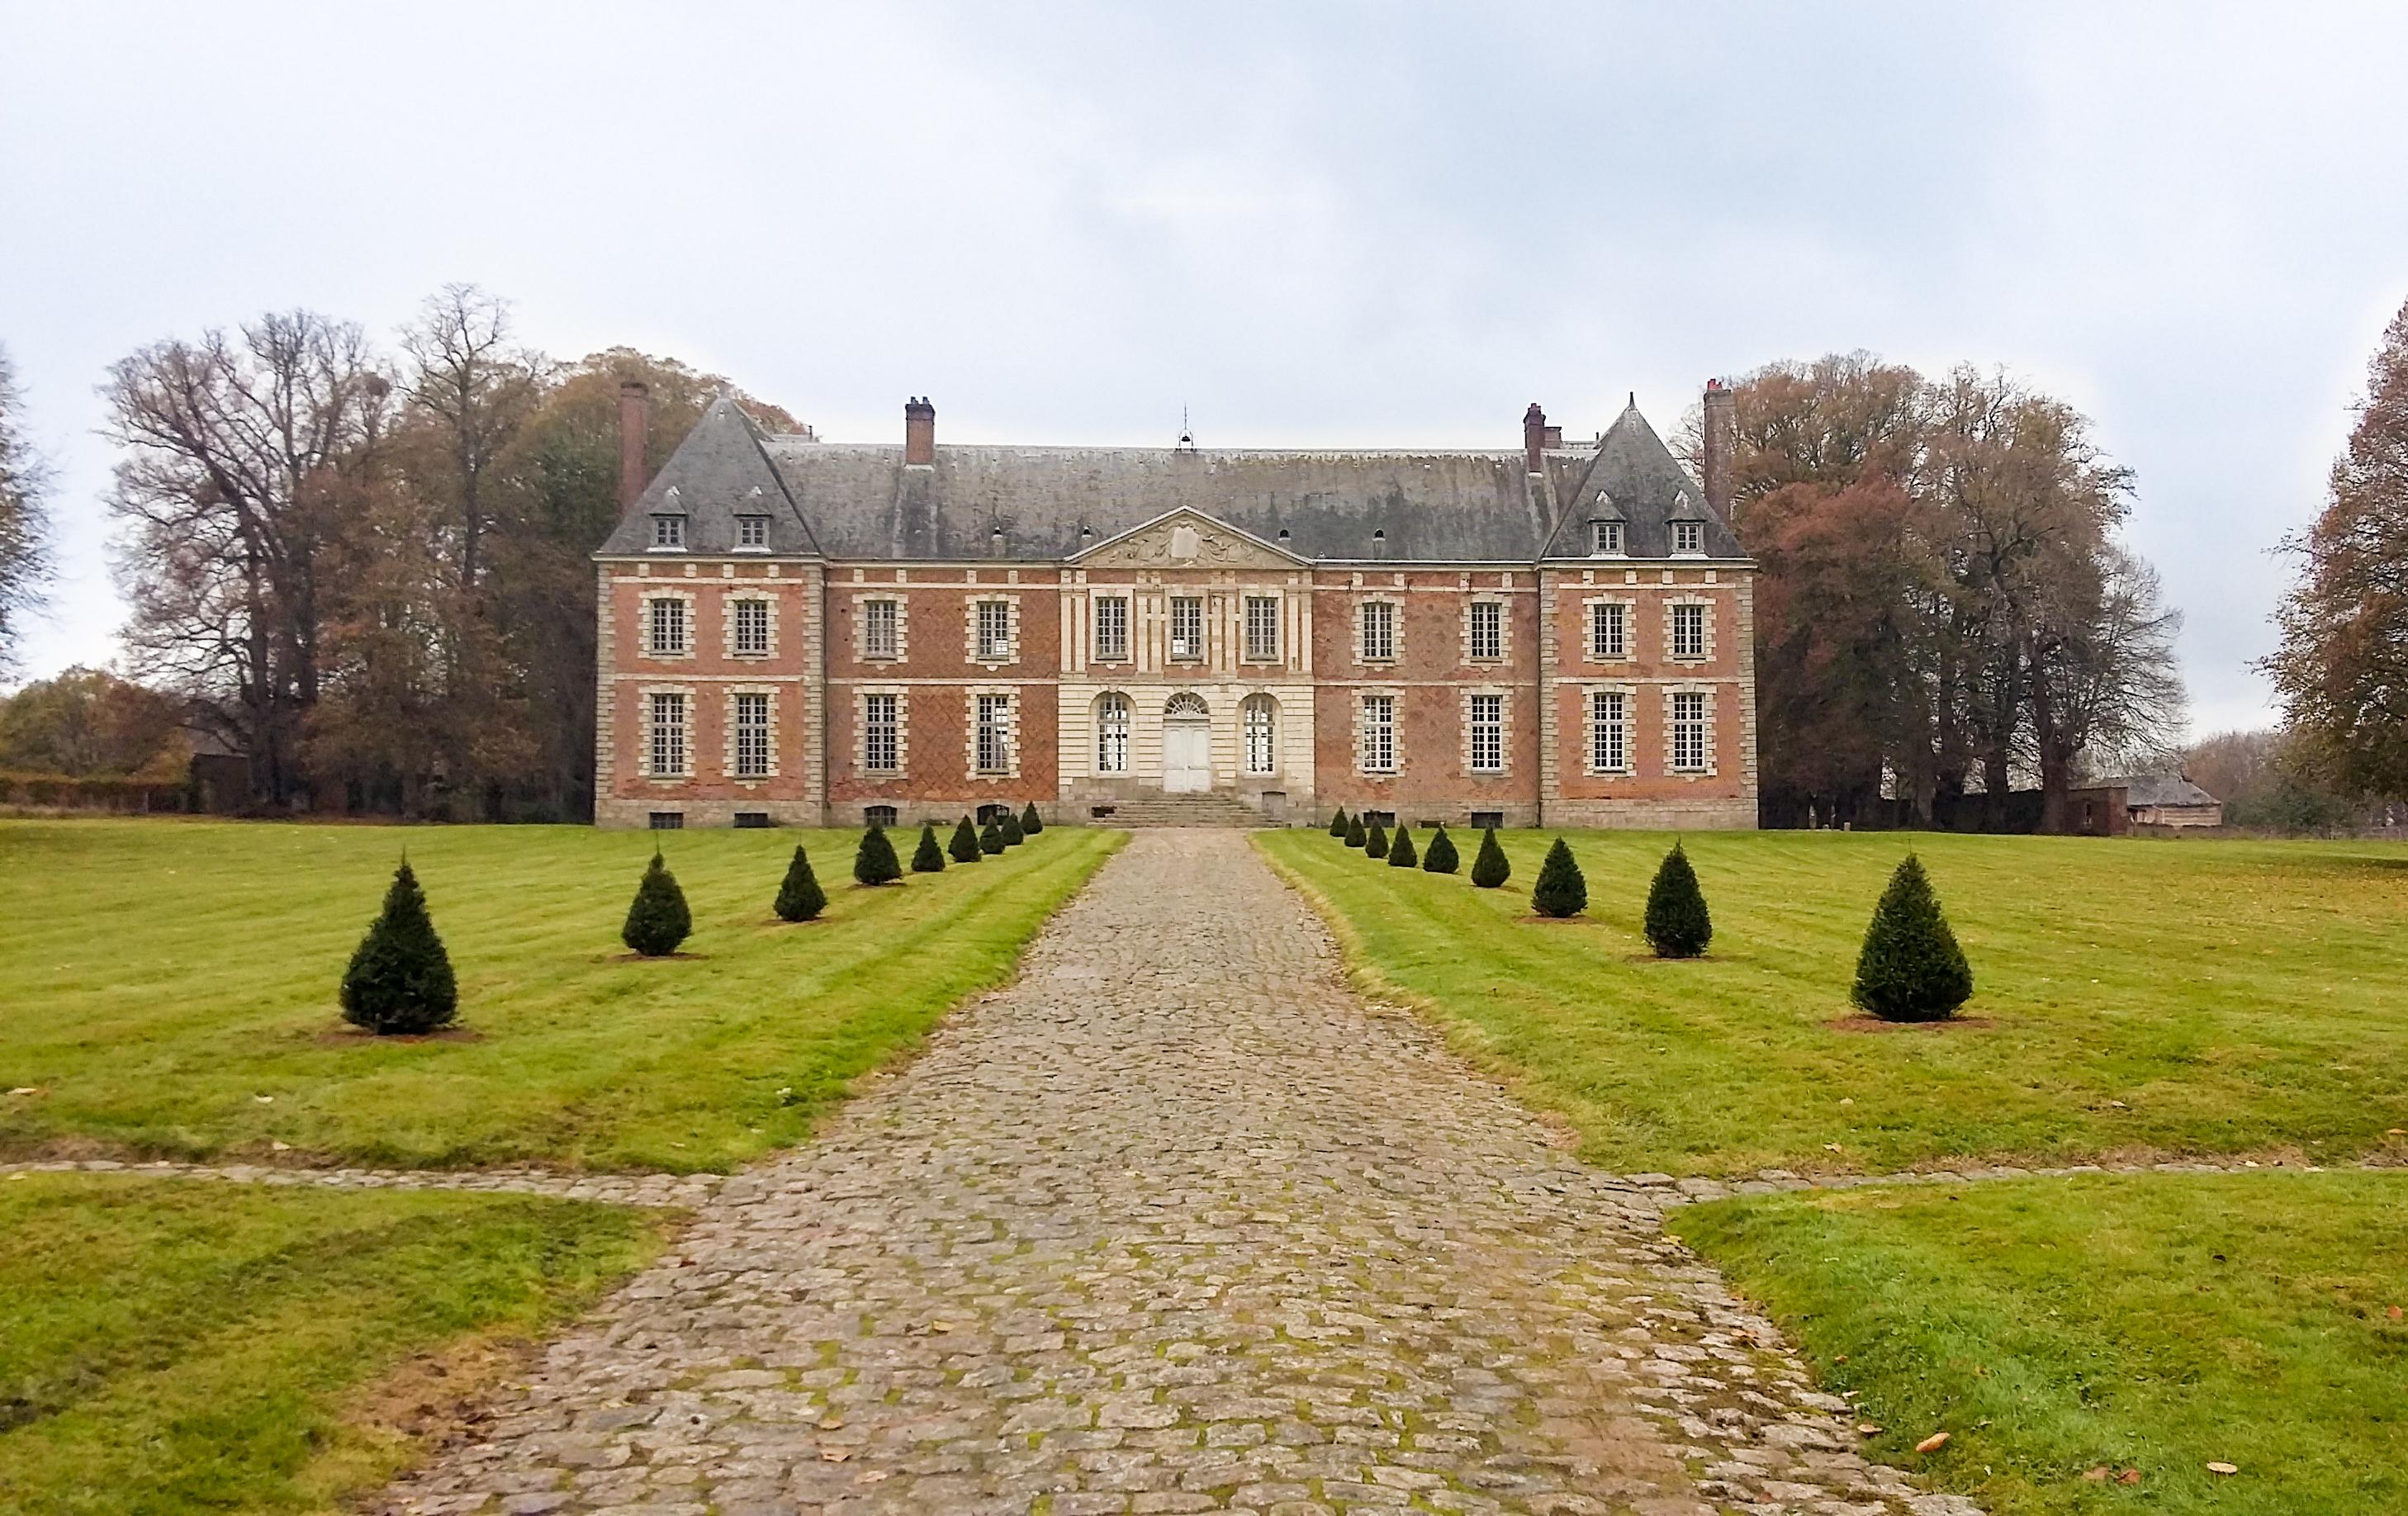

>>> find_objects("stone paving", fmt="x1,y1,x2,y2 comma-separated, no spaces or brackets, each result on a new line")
375,831,1981,1516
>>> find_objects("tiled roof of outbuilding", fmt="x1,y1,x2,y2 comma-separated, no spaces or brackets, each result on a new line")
2101,774,2222,808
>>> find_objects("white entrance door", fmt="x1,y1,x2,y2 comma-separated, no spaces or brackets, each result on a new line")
1162,719,1211,793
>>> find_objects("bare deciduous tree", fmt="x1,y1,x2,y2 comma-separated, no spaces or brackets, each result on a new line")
0,343,54,674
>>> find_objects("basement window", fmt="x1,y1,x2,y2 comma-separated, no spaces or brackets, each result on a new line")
647,811,685,830
733,811,773,829
864,805,898,829
1470,810,1504,830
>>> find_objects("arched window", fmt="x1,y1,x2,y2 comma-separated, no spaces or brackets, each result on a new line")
1095,692,1131,775
1242,694,1278,776
1164,691,1209,719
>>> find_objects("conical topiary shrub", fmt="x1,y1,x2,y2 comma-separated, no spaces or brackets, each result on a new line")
1329,808,1349,839
1345,813,1368,849
1852,855,1974,1021
1387,824,1418,868
775,844,827,921
1020,802,1044,836
1364,820,1389,859
980,817,1006,855
949,816,984,863
1643,842,1712,958
1470,827,1510,888
911,824,946,874
623,850,693,957
1423,823,1459,874
854,825,902,886
340,860,457,1035
1000,809,1025,847
1531,837,1586,918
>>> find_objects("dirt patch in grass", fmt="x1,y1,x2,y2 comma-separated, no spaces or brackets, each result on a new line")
1825,1014,1997,1033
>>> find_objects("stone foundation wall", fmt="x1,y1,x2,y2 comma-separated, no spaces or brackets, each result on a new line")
1541,795,1757,830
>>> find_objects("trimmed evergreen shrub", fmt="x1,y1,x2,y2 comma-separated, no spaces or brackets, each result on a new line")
775,844,828,920
910,824,946,874
1470,827,1510,888
949,816,984,863
980,817,1006,855
1364,821,1389,859
1329,808,1349,839
1643,842,1713,958
1386,824,1418,868
853,825,902,886
340,860,457,1035
622,850,693,957
1531,837,1586,918
999,810,1025,846
1852,854,1974,1021
1423,823,1459,874
1020,802,1044,836
1345,813,1368,848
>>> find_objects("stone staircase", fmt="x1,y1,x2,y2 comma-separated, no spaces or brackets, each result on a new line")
1080,793,1278,828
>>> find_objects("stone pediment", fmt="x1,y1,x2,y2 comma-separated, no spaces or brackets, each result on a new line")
1074,509,1303,570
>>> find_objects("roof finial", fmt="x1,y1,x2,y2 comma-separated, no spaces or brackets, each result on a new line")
1178,405,1195,452
1628,391,1637,409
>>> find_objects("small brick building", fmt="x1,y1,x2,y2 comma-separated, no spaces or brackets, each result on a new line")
594,386,1757,829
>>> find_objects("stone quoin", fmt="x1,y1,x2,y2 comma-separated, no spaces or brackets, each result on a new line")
593,391,1759,829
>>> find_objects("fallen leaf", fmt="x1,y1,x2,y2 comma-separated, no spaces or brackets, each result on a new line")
1823,1143,1844,1153
254,1094,274,1104
818,1447,851,1463
2207,1462,2238,1476
2082,1467,2110,1481
1857,1423,1882,1436
2118,1468,2142,1485
1915,1432,1951,1453
2389,1305,2403,1321
1839,1097,1855,1106
2390,1129,2406,1136
1833,1354,1848,1363
6,1087,37,1097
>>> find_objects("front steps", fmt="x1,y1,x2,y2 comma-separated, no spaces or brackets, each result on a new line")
1082,793,1278,828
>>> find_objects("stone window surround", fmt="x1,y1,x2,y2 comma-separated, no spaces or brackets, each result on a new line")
1354,686,1401,777
723,591,778,661
1241,592,1283,663
1240,692,1279,776
723,685,780,783
1353,595,1404,666
1665,682,1718,777
1461,595,1510,666
1582,681,1638,776
1663,595,1716,664
1582,595,1636,664
967,595,1022,666
852,593,908,662
967,685,1020,780
1460,685,1510,775
856,685,907,777
1093,689,1133,775
640,589,697,661
1092,591,1134,662
638,684,694,779
1168,594,1206,661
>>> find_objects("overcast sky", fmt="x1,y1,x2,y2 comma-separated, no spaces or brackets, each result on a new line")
6,2,2406,732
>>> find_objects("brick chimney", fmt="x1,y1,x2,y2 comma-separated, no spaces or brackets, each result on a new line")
1702,378,1736,522
904,396,936,466
1522,402,1548,476
617,381,651,510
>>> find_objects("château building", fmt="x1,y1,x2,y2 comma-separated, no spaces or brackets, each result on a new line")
594,386,1756,829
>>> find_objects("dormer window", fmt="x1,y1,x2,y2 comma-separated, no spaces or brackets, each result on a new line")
1590,520,1624,556
735,514,768,551
651,514,686,551
1671,520,1704,556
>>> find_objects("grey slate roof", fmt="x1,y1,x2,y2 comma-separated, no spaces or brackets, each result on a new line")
598,396,1746,564
2102,774,2221,808
1536,400,1745,560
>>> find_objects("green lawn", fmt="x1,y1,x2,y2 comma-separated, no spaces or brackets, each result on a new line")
2,820,1120,1172
0,1171,670,1516
1259,827,2408,1177
1669,1172,2408,1516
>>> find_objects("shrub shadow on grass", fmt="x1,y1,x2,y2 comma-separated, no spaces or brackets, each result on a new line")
314,1026,487,1047
600,951,710,964
1825,1013,1996,1033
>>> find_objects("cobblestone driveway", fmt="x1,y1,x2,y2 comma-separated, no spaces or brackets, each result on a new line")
379,831,1974,1516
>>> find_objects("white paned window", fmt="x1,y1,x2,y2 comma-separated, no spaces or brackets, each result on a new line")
974,600,1012,661
1591,520,1624,555
1244,595,1280,661
1094,596,1130,660
648,691,688,776
651,514,685,550
861,599,899,659
1242,694,1277,775
1467,693,1504,773
862,693,900,773
1360,601,1396,662
732,599,770,656
1468,601,1503,661
1591,689,1629,773
1095,692,1131,774
647,598,688,656
1671,602,1706,660
736,514,767,550
975,693,1013,774
1672,690,1708,771
1360,694,1396,773
1590,602,1628,660
1673,519,1704,555
1169,596,1204,659
732,692,771,778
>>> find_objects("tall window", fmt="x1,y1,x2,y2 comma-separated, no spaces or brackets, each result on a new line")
1671,690,1708,771
1169,596,1204,659
732,692,771,778
1093,596,1130,660
651,514,685,550
1244,595,1280,661
732,599,770,656
1590,602,1628,660
1467,601,1503,661
862,693,900,773
1672,519,1704,555
1242,695,1277,775
974,600,1012,661
736,514,768,550
975,694,1013,774
1467,694,1503,773
648,691,688,776
1360,601,1396,662
1360,694,1396,773
1094,692,1131,774
1671,602,1706,660
647,598,688,656
861,599,899,659
1590,689,1628,773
